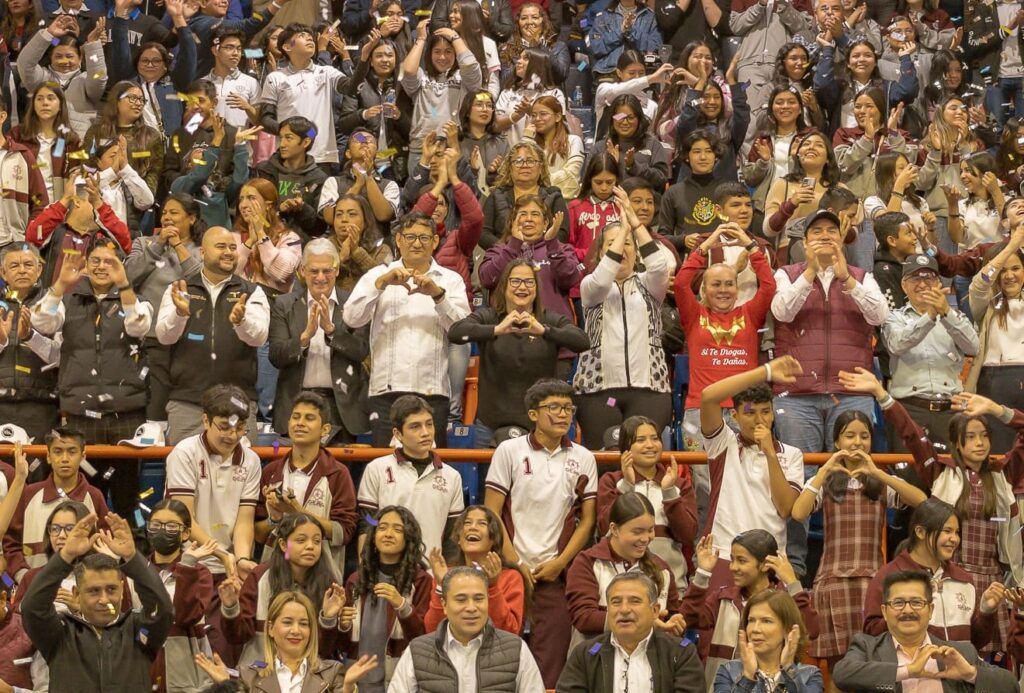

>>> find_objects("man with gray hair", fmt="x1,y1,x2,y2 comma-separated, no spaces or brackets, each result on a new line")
557,572,704,693
389,565,545,693
0,243,60,450
268,237,369,443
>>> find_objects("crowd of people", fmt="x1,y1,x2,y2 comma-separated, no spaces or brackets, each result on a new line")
0,0,1022,689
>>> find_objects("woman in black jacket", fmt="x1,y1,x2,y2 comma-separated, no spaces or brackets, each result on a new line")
449,258,589,446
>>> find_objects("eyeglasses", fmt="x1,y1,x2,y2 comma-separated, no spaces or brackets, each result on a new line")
352,132,376,144
217,44,243,52
883,598,930,611
511,158,540,167
212,420,247,435
48,523,77,536
138,58,165,67
537,403,577,415
147,521,185,534
613,113,638,122
508,277,536,288
120,93,145,104
904,273,939,285
399,232,434,245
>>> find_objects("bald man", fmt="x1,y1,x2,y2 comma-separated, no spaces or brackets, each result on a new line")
156,226,271,443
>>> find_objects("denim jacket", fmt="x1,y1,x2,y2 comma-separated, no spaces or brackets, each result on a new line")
713,660,824,693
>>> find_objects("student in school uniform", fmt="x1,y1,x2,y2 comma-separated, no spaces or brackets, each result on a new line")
684,530,820,690
698,357,806,591
357,394,465,559
484,377,598,688
3,428,109,585
565,493,687,652
144,498,217,693
219,512,346,671
163,385,262,657
339,505,432,692
255,391,358,577
596,415,697,591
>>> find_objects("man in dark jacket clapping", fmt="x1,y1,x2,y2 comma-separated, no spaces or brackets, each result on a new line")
557,573,705,693
21,512,173,693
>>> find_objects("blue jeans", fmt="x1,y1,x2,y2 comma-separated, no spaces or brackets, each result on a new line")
953,274,973,322
255,341,277,424
985,77,1024,129
773,393,876,577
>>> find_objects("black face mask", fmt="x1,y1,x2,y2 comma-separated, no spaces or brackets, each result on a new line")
148,529,183,555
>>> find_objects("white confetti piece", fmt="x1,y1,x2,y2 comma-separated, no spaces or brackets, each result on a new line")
84,410,102,419
81,460,97,476
369,412,379,421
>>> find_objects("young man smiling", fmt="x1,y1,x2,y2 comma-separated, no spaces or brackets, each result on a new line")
206,26,260,129
485,378,598,688
255,391,357,575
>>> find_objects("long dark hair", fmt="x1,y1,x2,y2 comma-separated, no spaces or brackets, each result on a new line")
607,94,650,147
446,505,515,568
608,493,664,595
962,151,1000,211
331,193,384,255
732,529,779,585
875,151,923,210
578,151,619,200
42,500,90,557
86,81,162,180
772,42,813,90
20,82,73,142
948,414,999,518
823,411,883,503
997,117,1024,180
924,49,962,108
507,46,556,91
491,258,544,316
654,40,715,130
842,39,883,102
756,85,808,139
459,89,499,136
357,505,424,601
269,513,342,608
902,497,960,561
451,0,488,75
617,415,659,454
784,129,841,188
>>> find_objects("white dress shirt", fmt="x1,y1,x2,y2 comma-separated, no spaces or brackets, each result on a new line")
343,260,470,398
770,264,889,326
274,657,308,693
32,288,153,339
387,625,545,693
301,289,337,389
155,271,270,347
612,631,654,693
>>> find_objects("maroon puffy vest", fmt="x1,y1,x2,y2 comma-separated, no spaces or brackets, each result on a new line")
773,264,874,395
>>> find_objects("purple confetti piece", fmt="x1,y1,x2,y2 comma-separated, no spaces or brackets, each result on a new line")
365,513,379,527
273,440,280,455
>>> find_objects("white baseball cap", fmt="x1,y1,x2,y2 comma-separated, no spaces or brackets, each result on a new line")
119,423,165,448
0,424,32,445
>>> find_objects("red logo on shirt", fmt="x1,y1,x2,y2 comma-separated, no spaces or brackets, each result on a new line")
385,467,396,484
432,475,449,493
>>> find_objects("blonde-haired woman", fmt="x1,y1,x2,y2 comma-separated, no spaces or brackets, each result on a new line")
480,140,569,248
196,591,377,692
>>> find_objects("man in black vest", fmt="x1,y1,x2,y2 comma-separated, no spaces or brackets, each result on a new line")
30,238,152,519
155,226,270,444
390,566,544,692
269,238,369,444
0,244,60,449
